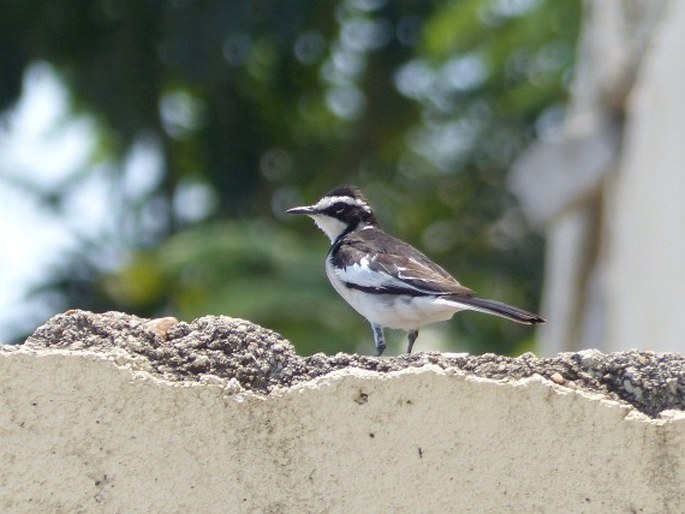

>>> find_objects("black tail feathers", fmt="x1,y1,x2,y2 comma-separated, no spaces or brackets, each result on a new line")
447,295,546,325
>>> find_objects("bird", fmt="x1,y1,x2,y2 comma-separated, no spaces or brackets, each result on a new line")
286,185,545,355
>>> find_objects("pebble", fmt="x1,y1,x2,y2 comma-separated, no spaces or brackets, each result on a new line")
550,372,566,385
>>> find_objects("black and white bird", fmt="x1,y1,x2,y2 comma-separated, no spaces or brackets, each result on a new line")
287,185,545,355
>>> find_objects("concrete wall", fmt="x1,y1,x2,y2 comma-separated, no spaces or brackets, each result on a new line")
2,312,685,513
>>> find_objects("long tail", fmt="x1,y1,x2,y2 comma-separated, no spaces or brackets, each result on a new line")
446,295,546,325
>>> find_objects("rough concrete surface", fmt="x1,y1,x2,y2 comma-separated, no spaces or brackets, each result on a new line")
1,310,685,513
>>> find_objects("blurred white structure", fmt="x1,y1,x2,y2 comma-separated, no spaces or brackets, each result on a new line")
511,0,685,353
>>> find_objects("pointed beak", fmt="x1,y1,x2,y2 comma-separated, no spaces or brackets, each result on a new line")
286,205,317,215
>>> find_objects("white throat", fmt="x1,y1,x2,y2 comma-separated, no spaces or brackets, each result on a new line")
310,214,349,242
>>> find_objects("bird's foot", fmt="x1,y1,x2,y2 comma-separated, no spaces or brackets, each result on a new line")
371,323,386,356
406,329,419,354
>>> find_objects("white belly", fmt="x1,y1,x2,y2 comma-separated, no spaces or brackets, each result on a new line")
325,258,463,330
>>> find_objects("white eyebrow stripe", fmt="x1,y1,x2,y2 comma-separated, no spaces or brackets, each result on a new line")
315,196,371,211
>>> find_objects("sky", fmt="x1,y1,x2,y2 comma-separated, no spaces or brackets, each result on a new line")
0,64,145,342
0,62,222,343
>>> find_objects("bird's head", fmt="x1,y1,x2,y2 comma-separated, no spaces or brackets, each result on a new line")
287,185,379,242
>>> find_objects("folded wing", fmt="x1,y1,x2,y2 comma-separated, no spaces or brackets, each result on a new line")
331,229,473,297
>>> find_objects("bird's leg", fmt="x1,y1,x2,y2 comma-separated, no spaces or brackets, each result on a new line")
371,323,386,356
406,329,419,354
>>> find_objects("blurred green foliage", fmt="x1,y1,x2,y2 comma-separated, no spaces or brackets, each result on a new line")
0,0,580,354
